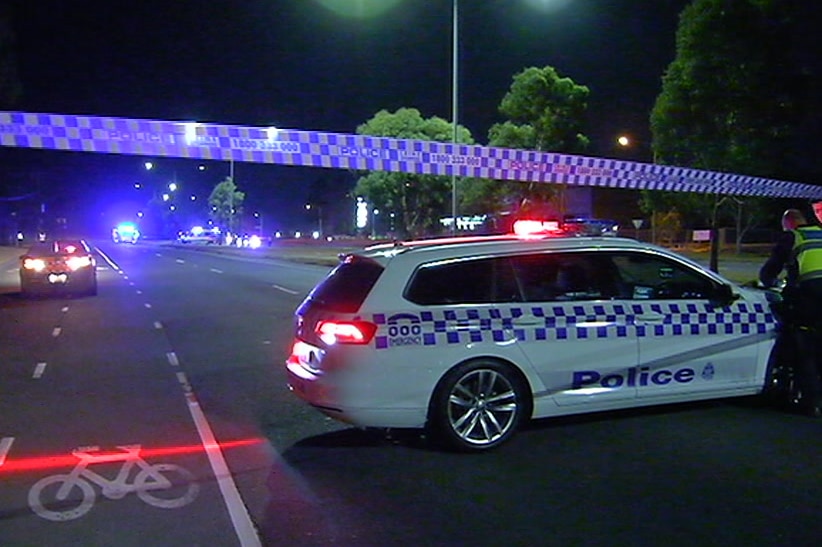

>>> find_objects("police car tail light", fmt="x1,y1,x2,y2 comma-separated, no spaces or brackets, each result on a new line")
315,320,377,345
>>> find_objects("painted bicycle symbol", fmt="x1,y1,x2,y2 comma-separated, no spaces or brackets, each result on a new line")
28,444,200,521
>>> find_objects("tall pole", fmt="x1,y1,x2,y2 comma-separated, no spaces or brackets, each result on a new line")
450,0,459,234
229,159,235,235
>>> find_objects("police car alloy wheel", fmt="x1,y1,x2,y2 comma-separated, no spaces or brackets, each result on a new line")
429,359,530,452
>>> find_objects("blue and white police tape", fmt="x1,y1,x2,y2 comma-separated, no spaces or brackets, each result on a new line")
2,111,821,199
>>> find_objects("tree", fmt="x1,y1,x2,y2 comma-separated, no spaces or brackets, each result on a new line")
208,177,244,234
0,5,22,108
649,0,803,270
476,66,590,219
353,108,474,238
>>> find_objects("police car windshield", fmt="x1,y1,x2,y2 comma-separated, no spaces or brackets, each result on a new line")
304,255,384,313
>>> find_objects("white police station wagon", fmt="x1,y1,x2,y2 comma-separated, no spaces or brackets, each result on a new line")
286,232,778,451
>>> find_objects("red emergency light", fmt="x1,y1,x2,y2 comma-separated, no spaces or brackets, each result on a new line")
512,219,562,236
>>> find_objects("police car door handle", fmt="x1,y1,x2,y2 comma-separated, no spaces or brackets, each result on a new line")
636,313,665,323
447,320,483,331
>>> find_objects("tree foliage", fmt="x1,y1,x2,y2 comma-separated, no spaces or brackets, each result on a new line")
647,0,806,262
651,0,799,177
208,177,245,233
470,66,590,219
353,108,474,238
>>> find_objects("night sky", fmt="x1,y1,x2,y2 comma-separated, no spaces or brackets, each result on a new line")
2,0,702,236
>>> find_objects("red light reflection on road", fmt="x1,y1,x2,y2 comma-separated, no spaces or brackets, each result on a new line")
0,438,263,474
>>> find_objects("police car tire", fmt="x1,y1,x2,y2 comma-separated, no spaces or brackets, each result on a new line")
428,359,530,452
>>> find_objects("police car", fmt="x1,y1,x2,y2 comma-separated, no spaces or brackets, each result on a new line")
286,227,778,451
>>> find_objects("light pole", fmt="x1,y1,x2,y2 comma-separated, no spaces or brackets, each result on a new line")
306,203,323,237
254,211,263,235
451,0,459,235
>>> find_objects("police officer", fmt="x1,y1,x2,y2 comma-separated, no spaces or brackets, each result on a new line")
759,205,822,416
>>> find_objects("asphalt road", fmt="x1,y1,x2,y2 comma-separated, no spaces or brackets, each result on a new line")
1,241,820,547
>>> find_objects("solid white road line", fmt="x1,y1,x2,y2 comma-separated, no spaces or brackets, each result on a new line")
272,284,298,295
94,248,120,271
175,372,261,547
0,437,14,467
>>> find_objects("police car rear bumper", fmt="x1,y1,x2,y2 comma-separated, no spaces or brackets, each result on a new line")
285,359,428,428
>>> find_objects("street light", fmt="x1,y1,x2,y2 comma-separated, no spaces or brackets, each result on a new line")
254,211,263,235
334,1,568,235
306,203,323,236
451,0,459,235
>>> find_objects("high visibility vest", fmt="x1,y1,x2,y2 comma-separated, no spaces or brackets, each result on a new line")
791,226,822,283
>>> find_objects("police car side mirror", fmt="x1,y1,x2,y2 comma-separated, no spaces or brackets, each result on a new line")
711,284,740,307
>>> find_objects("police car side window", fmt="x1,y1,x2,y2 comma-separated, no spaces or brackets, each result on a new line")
404,256,521,305
510,253,622,302
510,254,560,301
611,253,718,300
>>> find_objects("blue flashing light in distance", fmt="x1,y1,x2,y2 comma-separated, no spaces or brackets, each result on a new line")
113,222,140,244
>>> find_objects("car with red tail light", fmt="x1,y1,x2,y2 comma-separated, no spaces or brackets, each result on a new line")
286,226,779,451
19,239,98,297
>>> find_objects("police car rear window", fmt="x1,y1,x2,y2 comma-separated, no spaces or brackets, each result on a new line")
306,255,384,313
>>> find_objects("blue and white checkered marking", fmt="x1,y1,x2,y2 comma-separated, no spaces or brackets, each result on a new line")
2,111,822,199
372,301,775,350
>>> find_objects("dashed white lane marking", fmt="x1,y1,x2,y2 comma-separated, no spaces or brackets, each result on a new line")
0,437,13,467
33,362,47,379
176,259,185,264
144,303,152,309
51,327,61,338
175,372,261,547
136,290,143,295
61,306,69,313
166,352,179,367
272,284,298,295
210,268,223,274
154,321,163,330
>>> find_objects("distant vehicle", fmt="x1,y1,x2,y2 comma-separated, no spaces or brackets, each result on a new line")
562,218,619,237
20,239,98,297
286,231,779,451
112,222,140,244
178,227,220,245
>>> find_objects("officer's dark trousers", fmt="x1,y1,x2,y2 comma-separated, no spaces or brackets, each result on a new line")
792,280,822,412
